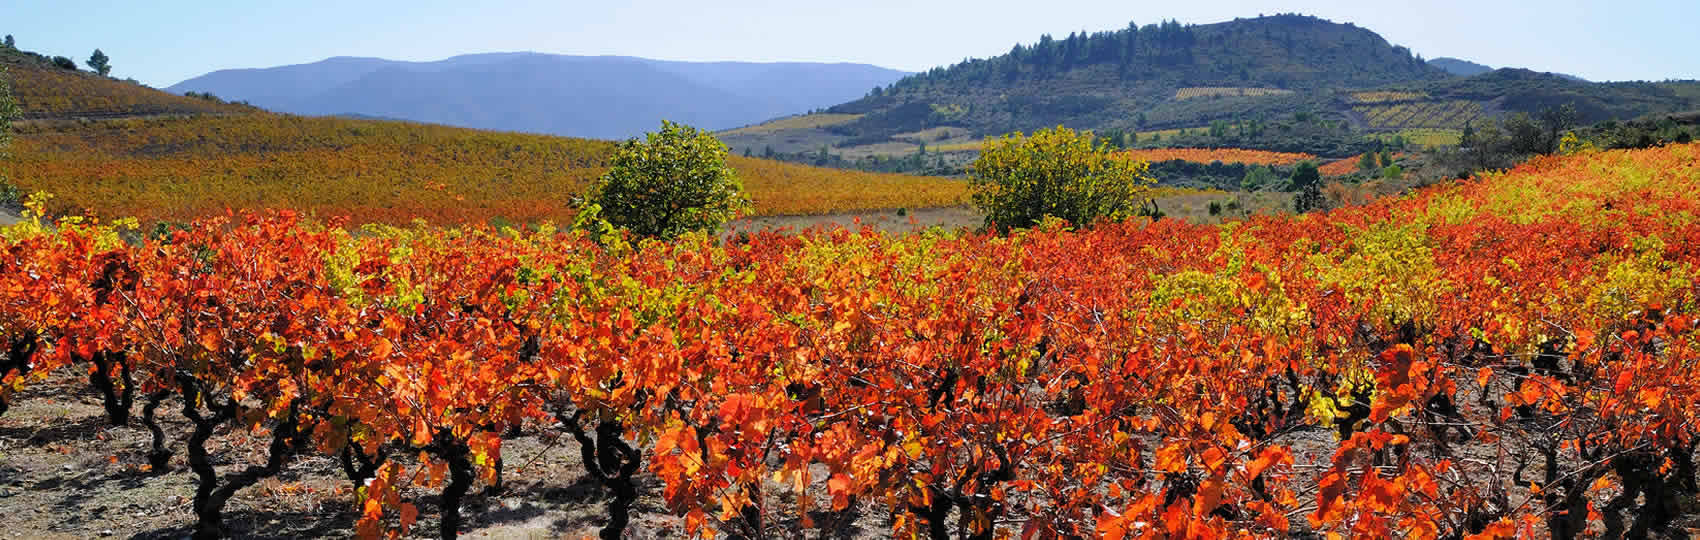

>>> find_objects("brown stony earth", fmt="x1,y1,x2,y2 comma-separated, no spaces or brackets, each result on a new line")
0,372,899,539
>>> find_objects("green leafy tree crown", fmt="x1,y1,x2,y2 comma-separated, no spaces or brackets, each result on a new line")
588,120,750,239
968,125,1155,231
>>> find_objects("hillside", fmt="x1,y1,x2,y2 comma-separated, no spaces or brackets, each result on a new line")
4,113,966,225
725,14,1697,166
1427,57,1493,77
167,53,910,139
1429,56,1589,82
1,46,252,119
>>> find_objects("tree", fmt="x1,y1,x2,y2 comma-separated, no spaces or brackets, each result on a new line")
87,49,111,76
1540,104,1578,154
1241,165,1277,191
968,126,1155,231
2,35,13,49
587,120,750,240
1503,113,1547,155
1291,161,1324,213
1357,152,1378,172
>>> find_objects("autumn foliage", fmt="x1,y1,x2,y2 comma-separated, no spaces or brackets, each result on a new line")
1117,147,1317,166
4,143,1700,538
4,114,967,225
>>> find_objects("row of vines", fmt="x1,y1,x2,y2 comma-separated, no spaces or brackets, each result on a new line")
1115,147,1317,166
1353,100,1485,130
4,144,1700,539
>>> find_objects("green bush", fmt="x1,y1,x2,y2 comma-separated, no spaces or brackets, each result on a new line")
968,126,1155,231
51,56,76,70
588,121,750,240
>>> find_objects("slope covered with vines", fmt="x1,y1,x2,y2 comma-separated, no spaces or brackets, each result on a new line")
5,114,966,224
3,144,1700,539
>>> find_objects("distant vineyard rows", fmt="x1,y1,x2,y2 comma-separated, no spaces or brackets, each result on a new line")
1353,100,1484,129
1173,87,1295,100
1118,147,1317,166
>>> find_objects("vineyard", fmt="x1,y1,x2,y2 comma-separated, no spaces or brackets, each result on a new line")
1353,100,1485,130
1117,147,1317,166
1392,128,1465,148
1173,87,1295,100
5,114,967,224
719,113,863,136
1318,155,1365,176
5,143,1699,538
3,54,252,119
1348,91,1428,104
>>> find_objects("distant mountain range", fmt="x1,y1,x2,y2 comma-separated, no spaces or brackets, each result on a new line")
1428,56,1587,82
167,53,910,139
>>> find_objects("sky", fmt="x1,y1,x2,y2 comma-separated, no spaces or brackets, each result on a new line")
3,0,1697,88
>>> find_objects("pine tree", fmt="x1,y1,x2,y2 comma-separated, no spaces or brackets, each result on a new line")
87,49,111,77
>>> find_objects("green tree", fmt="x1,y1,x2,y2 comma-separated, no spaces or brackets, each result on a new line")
87,49,111,76
968,126,1155,231
1381,164,1403,180
1357,152,1378,172
1290,161,1324,213
1241,165,1277,191
2,35,13,49
1539,104,1578,154
586,121,751,240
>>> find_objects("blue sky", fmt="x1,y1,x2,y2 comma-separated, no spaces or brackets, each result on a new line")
4,0,1696,88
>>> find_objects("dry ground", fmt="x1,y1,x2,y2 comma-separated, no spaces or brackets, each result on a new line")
0,372,898,539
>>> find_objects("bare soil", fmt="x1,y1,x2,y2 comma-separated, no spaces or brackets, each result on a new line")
0,373,891,539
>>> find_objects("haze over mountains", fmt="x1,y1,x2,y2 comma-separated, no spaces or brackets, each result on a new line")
167,53,909,139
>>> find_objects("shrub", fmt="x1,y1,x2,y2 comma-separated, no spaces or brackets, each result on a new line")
51,56,77,70
969,126,1155,231
588,120,750,239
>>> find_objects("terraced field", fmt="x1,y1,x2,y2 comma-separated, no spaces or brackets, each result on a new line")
1173,86,1294,100
1352,99,1485,129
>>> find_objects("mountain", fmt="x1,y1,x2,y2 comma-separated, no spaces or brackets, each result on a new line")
725,14,1449,158
1428,57,1493,77
724,14,1695,162
1429,56,1588,82
167,54,909,139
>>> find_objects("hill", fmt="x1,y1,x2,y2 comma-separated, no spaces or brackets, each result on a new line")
4,113,966,225
722,14,1448,161
1,46,252,119
1427,57,1493,77
1429,56,1588,82
167,53,910,139
726,14,1696,166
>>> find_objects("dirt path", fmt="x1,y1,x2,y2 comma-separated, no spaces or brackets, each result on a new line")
0,208,19,227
